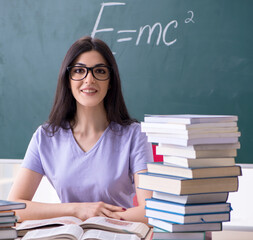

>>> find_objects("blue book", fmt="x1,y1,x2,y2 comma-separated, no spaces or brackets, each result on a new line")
149,218,222,232
0,200,26,211
145,206,230,224
145,198,231,214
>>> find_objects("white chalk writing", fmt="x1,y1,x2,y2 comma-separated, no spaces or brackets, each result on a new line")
185,11,195,24
91,2,195,53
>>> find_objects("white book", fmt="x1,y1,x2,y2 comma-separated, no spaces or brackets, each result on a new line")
146,131,241,139
148,218,222,232
144,114,238,124
156,144,239,158
142,125,238,135
148,135,239,146
152,191,229,204
159,143,240,150
163,156,235,168
141,121,237,130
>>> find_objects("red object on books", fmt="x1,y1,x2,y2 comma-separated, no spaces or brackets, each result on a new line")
152,144,163,162
133,145,163,206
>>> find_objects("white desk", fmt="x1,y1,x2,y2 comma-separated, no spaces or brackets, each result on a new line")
223,165,253,231
212,165,253,240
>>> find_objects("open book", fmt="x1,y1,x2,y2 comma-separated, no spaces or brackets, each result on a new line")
21,224,143,240
16,216,149,239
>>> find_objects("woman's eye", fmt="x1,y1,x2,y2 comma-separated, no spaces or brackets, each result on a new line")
95,68,106,74
73,68,85,74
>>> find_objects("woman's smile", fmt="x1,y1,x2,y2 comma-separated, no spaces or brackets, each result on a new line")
81,87,98,95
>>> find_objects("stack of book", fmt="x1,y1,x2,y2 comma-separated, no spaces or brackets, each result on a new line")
139,114,241,240
0,200,26,240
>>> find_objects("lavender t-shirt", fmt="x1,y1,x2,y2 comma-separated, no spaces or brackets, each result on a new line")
22,122,153,208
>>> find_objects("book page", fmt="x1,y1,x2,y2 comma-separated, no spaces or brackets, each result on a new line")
22,224,83,240
81,229,141,240
82,216,140,232
81,217,149,238
17,216,82,230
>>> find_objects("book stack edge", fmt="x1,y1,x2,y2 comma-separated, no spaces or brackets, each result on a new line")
0,200,26,240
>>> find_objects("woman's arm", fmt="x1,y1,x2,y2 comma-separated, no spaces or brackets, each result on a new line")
116,169,152,223
8,168,124,222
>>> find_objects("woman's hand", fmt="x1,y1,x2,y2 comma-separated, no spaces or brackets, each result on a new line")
72,201,126,221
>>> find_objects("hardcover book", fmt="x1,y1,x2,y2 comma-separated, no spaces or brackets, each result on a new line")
0,215,18,224
159,143,240,150
141,121,238,131
138,172,239,195
148,217,222,232
0,227,17,240
145,198,231,214
156,144,239,158
144,114,238,124
0,200,26,211
163,156,235,168
146,131,241,140
152,227,205,240
148,135,239,146
152,191,229,204
147,162,242,179
145,207,230,224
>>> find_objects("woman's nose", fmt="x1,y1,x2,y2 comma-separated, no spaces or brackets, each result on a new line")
85,70,95,84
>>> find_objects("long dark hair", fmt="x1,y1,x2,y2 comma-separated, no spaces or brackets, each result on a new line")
45,36,136,135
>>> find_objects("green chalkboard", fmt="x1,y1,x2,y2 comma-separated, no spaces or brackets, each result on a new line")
0,0,252,163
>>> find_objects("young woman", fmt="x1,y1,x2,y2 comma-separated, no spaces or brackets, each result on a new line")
8,36,153,223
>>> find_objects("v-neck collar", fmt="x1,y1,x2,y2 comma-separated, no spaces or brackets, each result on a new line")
68,122,111,156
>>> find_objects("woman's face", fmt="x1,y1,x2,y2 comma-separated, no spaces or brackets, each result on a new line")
69,50,110,110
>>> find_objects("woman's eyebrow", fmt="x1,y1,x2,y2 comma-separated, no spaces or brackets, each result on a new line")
74,63,107,67
74,63,86,66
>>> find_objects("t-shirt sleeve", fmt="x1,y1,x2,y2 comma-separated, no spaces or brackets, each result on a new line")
130,123,154,174
21,126,45,175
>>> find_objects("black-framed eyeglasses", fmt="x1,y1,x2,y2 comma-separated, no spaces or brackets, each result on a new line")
67,64,111,81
